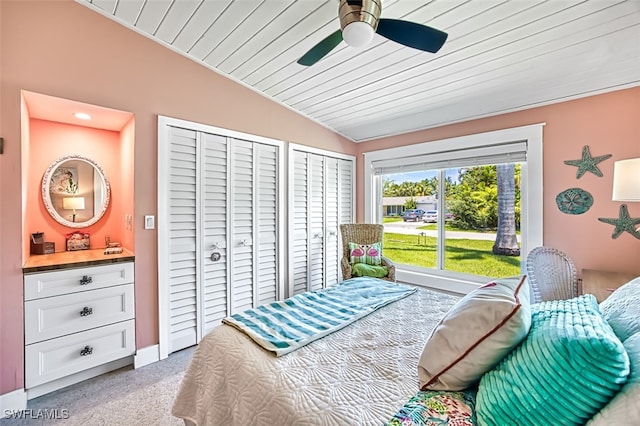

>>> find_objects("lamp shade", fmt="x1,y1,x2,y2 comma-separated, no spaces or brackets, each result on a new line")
612,158,640,201
63,197,85,210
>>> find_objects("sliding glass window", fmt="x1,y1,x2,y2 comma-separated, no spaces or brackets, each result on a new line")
363,125,543,290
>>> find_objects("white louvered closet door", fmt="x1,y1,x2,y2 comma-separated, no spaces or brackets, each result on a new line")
291,151,309,296
325,157,339,288
200,133,228,335
166,127,199,353
338,158,354,281
254,143,279,307
227,140,279,314
308,154,325,291
290,148,355,296
229,139,255,314
162,121,281,356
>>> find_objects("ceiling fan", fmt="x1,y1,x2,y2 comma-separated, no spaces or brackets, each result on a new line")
297,0,448,66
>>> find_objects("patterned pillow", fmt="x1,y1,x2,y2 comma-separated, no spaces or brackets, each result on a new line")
349,242,382,266
418,276,531,391
386,389,477,426
599,276,640,341
476,295,630,426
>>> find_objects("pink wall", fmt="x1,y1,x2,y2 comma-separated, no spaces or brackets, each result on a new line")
356,87,640,277
0,0,354,394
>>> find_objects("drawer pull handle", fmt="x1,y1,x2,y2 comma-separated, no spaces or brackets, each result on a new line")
80,276,93,285
80,307,93,317
80,346,93,356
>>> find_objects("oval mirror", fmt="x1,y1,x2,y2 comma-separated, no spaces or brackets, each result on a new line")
42,155,111,228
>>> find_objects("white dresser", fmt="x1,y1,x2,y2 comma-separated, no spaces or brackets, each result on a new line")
23,249,136,398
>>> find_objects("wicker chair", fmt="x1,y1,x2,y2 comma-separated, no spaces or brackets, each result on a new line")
340,223,396,282
525,246,578,303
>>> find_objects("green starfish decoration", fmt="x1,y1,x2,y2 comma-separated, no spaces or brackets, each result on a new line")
564,145,612,178
598,204,640,239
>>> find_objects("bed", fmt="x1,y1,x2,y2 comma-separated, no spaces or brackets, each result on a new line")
172,278,461,426
172,275,640,426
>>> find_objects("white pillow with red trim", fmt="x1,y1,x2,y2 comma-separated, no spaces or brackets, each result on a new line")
418,275,531,391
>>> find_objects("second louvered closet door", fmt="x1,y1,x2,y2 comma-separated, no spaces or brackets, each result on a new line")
289,146,355,296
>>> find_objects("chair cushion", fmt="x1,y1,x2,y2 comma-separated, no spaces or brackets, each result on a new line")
349,241,382,266
418,276,531,391
476,294,630,426
351,263,388,278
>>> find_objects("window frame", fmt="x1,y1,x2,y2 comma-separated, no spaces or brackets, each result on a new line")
363,124,544,294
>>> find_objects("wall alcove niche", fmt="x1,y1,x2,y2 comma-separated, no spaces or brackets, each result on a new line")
21,90,136,258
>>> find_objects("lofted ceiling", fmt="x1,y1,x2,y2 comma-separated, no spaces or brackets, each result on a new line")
77,0,640,142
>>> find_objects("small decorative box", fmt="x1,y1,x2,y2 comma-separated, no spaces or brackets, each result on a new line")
30,232,55,255
66,231,90,251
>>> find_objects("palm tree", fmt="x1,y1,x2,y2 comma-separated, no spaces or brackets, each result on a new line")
493,163,520,256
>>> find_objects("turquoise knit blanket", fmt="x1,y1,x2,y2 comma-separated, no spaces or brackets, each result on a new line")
222,277,416,356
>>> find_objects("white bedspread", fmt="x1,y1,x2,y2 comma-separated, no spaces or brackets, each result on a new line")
172,286,460,426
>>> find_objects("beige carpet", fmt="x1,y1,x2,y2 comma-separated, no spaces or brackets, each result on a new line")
1,347,195,425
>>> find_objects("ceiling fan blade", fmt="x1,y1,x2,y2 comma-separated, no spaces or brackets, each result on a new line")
377,18,447,53
297,30,343,66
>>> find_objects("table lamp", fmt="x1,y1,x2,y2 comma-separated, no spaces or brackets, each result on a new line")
612,158,640,202
63,197,85,222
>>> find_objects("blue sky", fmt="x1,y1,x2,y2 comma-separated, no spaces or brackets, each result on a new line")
385,169,460,184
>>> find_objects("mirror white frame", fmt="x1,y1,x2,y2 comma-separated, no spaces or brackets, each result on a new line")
42,155,111,228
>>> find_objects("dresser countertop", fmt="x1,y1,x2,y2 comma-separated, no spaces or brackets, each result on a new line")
581,268,637,302
23,248,135,274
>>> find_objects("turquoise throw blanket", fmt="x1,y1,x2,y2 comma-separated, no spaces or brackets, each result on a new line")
222,277,416,356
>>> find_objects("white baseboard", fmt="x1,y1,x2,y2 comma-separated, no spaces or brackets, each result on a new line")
134,344,160,369
1,388,27,418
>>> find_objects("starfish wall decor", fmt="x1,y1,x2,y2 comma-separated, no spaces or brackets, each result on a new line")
598,204,640,239
564,145,612,179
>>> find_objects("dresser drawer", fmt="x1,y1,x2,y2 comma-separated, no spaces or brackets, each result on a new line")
25,284,135,344
25,320,135,388
24,262,134,300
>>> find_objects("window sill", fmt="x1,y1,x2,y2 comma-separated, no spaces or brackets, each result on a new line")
397,268,485,295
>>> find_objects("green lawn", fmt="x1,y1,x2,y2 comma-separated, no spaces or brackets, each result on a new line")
383,217,403,223
383,232,521,278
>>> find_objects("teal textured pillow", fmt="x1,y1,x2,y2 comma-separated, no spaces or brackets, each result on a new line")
476,294,630,426
587,333,640,425
349,242,382,266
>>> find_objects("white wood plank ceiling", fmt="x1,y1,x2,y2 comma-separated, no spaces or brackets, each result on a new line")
78,0,640,142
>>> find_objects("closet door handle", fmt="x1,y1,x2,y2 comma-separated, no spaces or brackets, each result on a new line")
80,275,93,285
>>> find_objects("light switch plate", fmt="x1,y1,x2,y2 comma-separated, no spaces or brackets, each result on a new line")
144,215,155,230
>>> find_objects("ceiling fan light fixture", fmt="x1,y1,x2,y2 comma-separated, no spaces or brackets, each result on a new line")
342,21,375,48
